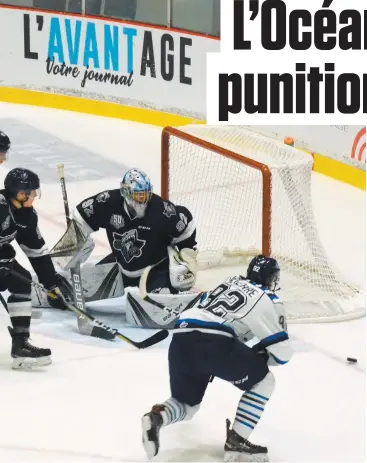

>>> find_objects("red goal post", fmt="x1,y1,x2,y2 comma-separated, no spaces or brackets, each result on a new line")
162,126,272,257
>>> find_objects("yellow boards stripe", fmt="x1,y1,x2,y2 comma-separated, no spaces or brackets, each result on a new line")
1,87,365,191
0,87,204,127
312,153,366,191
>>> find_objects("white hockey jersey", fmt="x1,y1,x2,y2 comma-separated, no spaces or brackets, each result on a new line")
174,275,293,366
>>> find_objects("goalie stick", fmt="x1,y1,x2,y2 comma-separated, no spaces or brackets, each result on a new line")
10,268,169,349
57,163,96,338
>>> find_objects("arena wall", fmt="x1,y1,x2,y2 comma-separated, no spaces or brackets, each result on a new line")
0,5,365,189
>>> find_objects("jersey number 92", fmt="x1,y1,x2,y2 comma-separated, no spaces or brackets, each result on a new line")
200,283,246,318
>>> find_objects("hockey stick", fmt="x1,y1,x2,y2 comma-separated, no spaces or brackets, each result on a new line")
57,163,95,337
291,334,365,373
0,292,7,311
10,268,168,349
139,265,203,315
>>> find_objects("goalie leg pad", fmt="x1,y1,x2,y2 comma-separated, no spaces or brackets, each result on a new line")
32,262,124,308
125,288,201,328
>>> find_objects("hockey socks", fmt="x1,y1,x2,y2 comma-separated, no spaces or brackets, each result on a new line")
142,398,200,459
156,398,188,425
7,294,32,335
233,372,275,440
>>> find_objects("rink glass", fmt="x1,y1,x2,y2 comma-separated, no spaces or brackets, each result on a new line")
0,0,220,36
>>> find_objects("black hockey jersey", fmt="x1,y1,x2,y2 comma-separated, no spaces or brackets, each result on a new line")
75,190,197,277
0,190,58,289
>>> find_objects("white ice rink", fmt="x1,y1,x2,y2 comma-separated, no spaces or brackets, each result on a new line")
0,103,365,462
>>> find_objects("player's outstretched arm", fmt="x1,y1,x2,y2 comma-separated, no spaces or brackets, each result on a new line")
247,296,293,366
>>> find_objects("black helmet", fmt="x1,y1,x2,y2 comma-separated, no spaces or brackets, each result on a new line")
247,255,280,291
4,168,40,198
0,131,11,154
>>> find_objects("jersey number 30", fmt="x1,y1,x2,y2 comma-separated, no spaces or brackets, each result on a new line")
200,283,246,318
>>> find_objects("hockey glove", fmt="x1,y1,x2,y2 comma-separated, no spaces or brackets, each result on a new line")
168,246,198,291
0,244,16,278
47,286,68,310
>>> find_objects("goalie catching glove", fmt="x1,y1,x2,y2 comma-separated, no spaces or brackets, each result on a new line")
50,219,94,271
64,235,94,271
168,246,198,291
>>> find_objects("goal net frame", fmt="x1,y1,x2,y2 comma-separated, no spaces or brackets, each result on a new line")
162,126,273,255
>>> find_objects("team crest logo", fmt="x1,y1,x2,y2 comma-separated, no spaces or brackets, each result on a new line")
0,194,7,205
163,201,176,218
110,214,125,229
97,191,110,203
112,230,146,263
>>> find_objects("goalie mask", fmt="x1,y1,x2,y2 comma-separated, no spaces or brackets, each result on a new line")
4,168,41,204
120,168,152,218
246,255,280,291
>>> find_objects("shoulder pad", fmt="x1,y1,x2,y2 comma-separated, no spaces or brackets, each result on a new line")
95,191,112,204
162,199,177,218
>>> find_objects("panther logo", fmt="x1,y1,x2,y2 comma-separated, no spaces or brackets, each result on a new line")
112,229,146,263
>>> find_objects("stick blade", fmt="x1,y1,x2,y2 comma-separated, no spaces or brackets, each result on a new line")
139,266,152,300
136,329,169,349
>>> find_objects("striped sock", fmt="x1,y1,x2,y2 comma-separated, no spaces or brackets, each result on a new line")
233,372,275,439
8,295,32,336
158,398,187,426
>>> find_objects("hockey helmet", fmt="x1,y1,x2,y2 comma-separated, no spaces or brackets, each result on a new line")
247,255,280,291
120,168,152,218
4,168,41,201
0,131,11,162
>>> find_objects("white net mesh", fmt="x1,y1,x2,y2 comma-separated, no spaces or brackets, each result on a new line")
164,125,365,322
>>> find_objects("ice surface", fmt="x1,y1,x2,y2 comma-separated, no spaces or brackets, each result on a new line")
0,103,365,462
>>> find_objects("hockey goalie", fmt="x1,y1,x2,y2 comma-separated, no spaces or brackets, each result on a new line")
32,168,200,328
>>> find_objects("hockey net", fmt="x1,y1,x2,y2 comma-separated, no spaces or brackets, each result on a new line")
161,125,365,322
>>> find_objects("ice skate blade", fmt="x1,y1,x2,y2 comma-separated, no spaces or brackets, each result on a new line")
142,414,158,460
12,355,52,370
224,451,269,462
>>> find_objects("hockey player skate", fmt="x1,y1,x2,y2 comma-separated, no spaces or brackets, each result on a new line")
142,405,164,459
224,419,268,462
8,327,52,370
